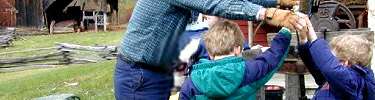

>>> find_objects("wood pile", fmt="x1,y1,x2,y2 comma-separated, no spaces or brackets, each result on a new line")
0,30,15,47
0,43,117,68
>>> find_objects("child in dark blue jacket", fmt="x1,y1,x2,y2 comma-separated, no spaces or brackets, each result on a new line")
179,20,292,99
297,16,375,100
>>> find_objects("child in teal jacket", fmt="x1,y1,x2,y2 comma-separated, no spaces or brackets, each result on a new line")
179,20,292,99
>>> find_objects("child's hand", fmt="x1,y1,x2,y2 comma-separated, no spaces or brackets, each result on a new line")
302,15,318,42
296,13,318,42
295,13,308,44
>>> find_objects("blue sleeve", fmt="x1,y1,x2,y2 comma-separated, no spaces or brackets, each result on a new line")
197,39,210,60
179,82,191,100
179,79,198,100
249,0,278,7
309,38,359,98
242,28,291,87
170,0,268,21
298,41,326,86
187,0,277,23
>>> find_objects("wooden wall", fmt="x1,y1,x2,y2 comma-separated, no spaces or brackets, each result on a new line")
0,0,17,27
15,0,43,28
230,20,279,47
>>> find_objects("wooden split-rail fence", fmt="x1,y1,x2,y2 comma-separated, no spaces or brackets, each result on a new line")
0,29,16,47
0,43,117,68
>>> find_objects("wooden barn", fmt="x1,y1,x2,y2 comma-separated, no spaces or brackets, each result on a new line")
0,0,119,31
0,0,17,27
229,20,279,47
0,0,47,29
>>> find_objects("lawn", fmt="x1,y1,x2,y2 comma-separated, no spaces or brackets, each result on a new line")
0,60,116,99
0,30,125,58
0,30,125,99
0,0,138,99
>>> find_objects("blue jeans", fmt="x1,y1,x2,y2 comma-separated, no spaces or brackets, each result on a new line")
114,58,174,100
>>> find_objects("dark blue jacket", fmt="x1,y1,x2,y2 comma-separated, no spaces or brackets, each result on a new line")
179,28,291,100
178,27,209,51
298,38,375,100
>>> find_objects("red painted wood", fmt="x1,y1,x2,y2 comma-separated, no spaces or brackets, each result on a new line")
231,20,248,25
0,0,16,26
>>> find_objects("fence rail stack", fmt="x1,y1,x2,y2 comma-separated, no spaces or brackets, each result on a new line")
0,43,117,70
0,29,16,47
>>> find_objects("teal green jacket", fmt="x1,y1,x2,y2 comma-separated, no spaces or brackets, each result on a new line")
179,28,291,100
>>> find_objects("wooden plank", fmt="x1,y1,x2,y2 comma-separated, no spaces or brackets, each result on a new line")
0,47,58,55
56,42,116,52
285,73,300,100
320,30,374,42
60,48,111,53
267,30,374,46
1,57,64,66
0,63,64,71
278,60,309,74
15,0,43,28
239,25,248,34
71,55,108,63
368,0,375,75
0,52,64,64
230,20,248,25
248,21,253,47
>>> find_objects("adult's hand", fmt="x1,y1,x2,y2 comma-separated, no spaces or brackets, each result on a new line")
278,0,299,7
263,8,304,31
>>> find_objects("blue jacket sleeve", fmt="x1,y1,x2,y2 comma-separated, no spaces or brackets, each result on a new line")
309,38,360,99
186,0,277,23
179,80,192,100
170,0,272,21
242,28,291,87
249,0,278,7
298,41,326,86
179,78,200,100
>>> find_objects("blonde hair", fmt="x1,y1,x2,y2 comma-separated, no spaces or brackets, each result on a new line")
330,34,373,67
203,20,244,56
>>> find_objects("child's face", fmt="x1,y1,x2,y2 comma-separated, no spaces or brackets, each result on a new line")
331,48,350,67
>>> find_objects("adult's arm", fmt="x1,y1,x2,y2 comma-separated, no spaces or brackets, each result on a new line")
170,0,266,21
250,0,278,7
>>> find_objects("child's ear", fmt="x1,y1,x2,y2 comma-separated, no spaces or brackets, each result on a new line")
234,46,242,56
209,54,215,60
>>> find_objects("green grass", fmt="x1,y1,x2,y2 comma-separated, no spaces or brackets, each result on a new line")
0,1,137,99
0,30,124,98
0,30,125,58
0,60,116,99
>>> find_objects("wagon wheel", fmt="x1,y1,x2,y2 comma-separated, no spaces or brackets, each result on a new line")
310,1,356,32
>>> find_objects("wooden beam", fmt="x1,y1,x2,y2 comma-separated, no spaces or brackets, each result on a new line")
0,52,64,65
0,47,58,55
368,0,375,74
285,73,300,100
267,30,374,46
248,21,253,47
55,42,116,52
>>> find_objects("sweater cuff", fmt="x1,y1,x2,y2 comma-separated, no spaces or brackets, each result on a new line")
278,28,292,39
